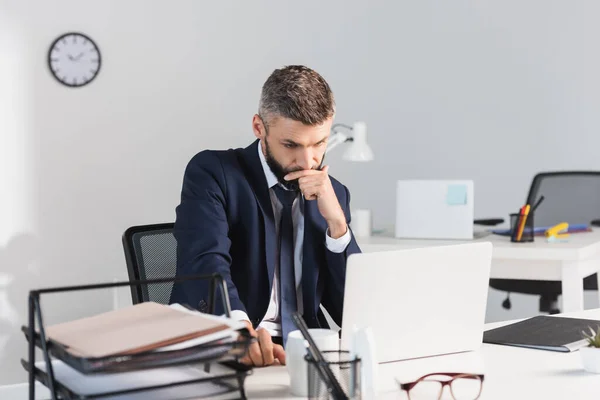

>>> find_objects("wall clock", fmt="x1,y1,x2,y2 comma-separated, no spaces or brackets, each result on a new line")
48,32,101,88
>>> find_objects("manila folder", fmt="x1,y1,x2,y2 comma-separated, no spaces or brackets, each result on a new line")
46,302,229,358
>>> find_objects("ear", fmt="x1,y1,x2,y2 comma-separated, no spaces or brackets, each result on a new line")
252,114,265,140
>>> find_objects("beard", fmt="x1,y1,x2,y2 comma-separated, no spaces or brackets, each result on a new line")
264,139,302,192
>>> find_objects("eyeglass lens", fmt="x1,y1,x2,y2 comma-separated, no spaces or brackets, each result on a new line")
407,375,482,400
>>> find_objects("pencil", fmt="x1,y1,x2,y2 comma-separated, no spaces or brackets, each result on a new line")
516,204,531,241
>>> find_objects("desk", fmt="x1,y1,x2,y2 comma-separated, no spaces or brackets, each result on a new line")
245,308,600,399
354,230,600,313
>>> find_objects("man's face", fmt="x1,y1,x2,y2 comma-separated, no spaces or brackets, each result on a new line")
253,115,332,191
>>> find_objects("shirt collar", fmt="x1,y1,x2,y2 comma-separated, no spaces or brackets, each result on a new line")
257,140,279,189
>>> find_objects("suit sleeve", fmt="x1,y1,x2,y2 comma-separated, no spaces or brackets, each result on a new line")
321,185,362,326
171,151,246,315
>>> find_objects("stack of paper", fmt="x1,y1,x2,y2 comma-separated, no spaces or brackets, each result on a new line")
46,302,243,358
35,303,250,398
37,360,242,400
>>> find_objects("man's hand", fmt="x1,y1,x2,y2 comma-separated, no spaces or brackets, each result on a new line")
239,321,286,367
284,165,348,239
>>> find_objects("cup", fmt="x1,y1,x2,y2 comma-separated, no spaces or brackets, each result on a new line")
351,209,372,237
285,329,339,397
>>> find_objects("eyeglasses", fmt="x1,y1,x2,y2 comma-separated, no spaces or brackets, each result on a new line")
398,372,484,400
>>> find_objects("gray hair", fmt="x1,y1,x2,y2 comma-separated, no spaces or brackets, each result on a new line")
258,65,335,128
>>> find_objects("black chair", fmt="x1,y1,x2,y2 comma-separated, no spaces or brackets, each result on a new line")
122,223,337,330
122,223,176,305
489,171,600,314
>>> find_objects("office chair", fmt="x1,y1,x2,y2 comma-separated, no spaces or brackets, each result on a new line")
122,223,176,305
122,222,338,330
489,171,600,314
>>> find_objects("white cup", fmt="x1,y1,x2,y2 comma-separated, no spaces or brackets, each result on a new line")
351,209,372,237
285,329,339,397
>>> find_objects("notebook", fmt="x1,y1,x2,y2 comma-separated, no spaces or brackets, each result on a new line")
46,302,230,358
483,315,600,352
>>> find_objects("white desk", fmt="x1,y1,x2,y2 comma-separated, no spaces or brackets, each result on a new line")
354,230,600,313
245,308,600,399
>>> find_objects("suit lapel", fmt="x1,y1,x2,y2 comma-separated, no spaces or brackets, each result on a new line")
238,140,277,289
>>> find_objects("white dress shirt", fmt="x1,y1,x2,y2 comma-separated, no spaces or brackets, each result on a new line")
230,142,351,337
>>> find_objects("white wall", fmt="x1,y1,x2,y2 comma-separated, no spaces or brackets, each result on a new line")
1,0,600,386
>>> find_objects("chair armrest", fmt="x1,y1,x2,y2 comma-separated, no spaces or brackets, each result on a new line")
474,218,505,226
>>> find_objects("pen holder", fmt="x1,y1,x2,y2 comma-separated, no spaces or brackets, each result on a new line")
306,350,361,399
510,212,534,243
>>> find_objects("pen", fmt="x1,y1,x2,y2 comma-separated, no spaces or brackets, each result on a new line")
318,151,327,171
300,152,326,202
532,195,545,213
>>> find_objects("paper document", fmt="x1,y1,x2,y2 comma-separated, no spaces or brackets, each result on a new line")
37,360,239,400
153,304,244,352
46,302,230,358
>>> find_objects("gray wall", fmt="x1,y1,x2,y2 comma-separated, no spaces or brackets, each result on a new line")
1,0,599,386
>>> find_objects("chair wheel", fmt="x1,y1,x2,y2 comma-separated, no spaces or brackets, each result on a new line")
502,294,511,310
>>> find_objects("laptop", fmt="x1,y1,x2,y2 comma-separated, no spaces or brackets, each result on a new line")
395,180,476,240
340,242,492,363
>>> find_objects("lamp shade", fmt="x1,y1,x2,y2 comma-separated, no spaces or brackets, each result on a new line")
342,121,374,162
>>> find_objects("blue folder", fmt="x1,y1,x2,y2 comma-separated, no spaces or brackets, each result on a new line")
492,224,590,237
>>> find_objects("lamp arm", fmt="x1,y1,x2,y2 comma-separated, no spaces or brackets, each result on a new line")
326,132,350,153
326,123,354,153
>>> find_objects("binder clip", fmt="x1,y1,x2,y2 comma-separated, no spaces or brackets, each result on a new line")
545,222,569,242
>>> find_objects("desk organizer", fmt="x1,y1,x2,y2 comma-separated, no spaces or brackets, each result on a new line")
21,273,253,400
306,350,361,399
510,212,535,243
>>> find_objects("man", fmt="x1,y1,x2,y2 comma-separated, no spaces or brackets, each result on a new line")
170,65,361,367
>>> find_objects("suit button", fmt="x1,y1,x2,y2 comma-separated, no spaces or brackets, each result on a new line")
197,300,209,313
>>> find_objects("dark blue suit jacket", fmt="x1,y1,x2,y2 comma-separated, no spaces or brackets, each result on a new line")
169,140,361,329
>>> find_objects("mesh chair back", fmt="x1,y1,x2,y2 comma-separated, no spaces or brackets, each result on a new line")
490,171,600,310
526,172,600,227
122,223,176,305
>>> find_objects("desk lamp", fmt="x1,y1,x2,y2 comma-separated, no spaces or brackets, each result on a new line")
326,121,374,161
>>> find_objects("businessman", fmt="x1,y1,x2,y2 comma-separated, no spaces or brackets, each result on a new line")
170,65,361,367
